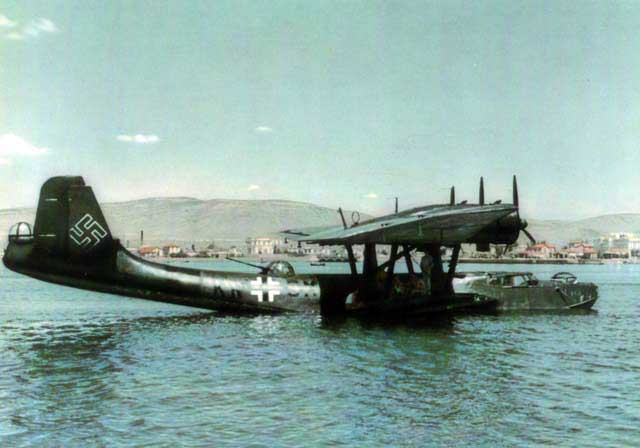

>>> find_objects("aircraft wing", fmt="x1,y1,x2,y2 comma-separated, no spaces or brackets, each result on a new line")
281,204,517,246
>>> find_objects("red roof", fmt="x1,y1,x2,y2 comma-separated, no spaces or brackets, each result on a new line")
531,242,556,250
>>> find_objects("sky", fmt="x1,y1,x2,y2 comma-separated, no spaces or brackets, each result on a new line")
1,0,639,220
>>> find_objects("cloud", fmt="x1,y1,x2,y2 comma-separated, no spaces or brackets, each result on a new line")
247,184,260,191
365,193,379,199
3,16,58,41
117,134,160,144
0,134,48,165
254,126,273,133
6,32,23,40
0,14,16,28
33,18,57,32
0,134,48,157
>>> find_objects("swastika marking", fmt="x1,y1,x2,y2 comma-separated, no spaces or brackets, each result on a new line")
69,213,108,249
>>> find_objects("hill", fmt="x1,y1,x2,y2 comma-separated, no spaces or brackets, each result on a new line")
0,198,368,247
1,198,639,247
525,213,640,246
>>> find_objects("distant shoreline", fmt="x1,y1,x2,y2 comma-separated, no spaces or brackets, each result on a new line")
457,258,605,265
138,254,627,266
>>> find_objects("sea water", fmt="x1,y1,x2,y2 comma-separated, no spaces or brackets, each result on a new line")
1,261,639,447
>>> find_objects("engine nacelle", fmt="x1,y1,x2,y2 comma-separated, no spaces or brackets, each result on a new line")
471,212,522,246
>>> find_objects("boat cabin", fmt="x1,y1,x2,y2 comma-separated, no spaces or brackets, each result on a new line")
486,272,539,287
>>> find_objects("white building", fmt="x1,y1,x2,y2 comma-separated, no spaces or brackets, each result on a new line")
247,237,280,255
162,244,182,257
593,233,640,257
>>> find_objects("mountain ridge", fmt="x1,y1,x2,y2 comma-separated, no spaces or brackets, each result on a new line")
1,197,639,247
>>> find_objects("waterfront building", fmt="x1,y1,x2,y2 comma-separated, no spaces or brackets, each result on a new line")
559,241,597,260
162,244,182,257
138,246,162,257
203,247,244,258
592,233,640,258
601,247,630,259
227,246,244,257
247,237,280,255
630,237,640,257
524,242,557,259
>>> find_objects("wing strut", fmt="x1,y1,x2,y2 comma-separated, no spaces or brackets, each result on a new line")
345,244,358,279
383,244,399,300
403,244,414,274
446,245,461,292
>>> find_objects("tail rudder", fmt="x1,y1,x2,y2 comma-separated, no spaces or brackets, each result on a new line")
34,176,113,258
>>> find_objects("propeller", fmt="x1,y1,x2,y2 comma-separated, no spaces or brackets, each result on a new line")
474,176,536,253
521,220,536,244
512,175,535,245
395,197,398,214
450,186,455,205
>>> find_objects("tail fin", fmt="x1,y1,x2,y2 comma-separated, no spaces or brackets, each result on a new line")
33,176,113,258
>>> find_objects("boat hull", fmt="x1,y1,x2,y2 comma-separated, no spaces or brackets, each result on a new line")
345,293,498,317
455,274,598,311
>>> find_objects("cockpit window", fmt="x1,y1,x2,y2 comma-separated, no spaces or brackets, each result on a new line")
268,261,295,277
513,275,530,287
8,222,34,243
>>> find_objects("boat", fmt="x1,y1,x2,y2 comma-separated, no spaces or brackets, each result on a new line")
315,254,350,263
453,271,598,310
344,292,498,317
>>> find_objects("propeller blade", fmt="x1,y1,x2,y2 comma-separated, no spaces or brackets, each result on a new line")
513,175,519,208
523,228,536,244
395,197,398,214
479,177,485,205
450,186,455,205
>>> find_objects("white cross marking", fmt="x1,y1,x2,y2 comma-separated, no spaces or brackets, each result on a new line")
250,276,281,302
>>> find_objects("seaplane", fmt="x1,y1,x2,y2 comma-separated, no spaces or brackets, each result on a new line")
3,176,535,316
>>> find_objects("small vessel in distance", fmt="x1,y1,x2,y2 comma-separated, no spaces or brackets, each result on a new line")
453,271,598,310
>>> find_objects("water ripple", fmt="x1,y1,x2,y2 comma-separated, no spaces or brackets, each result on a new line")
2,264,640,446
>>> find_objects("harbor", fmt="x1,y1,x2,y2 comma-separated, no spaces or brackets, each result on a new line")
3,0,640,446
